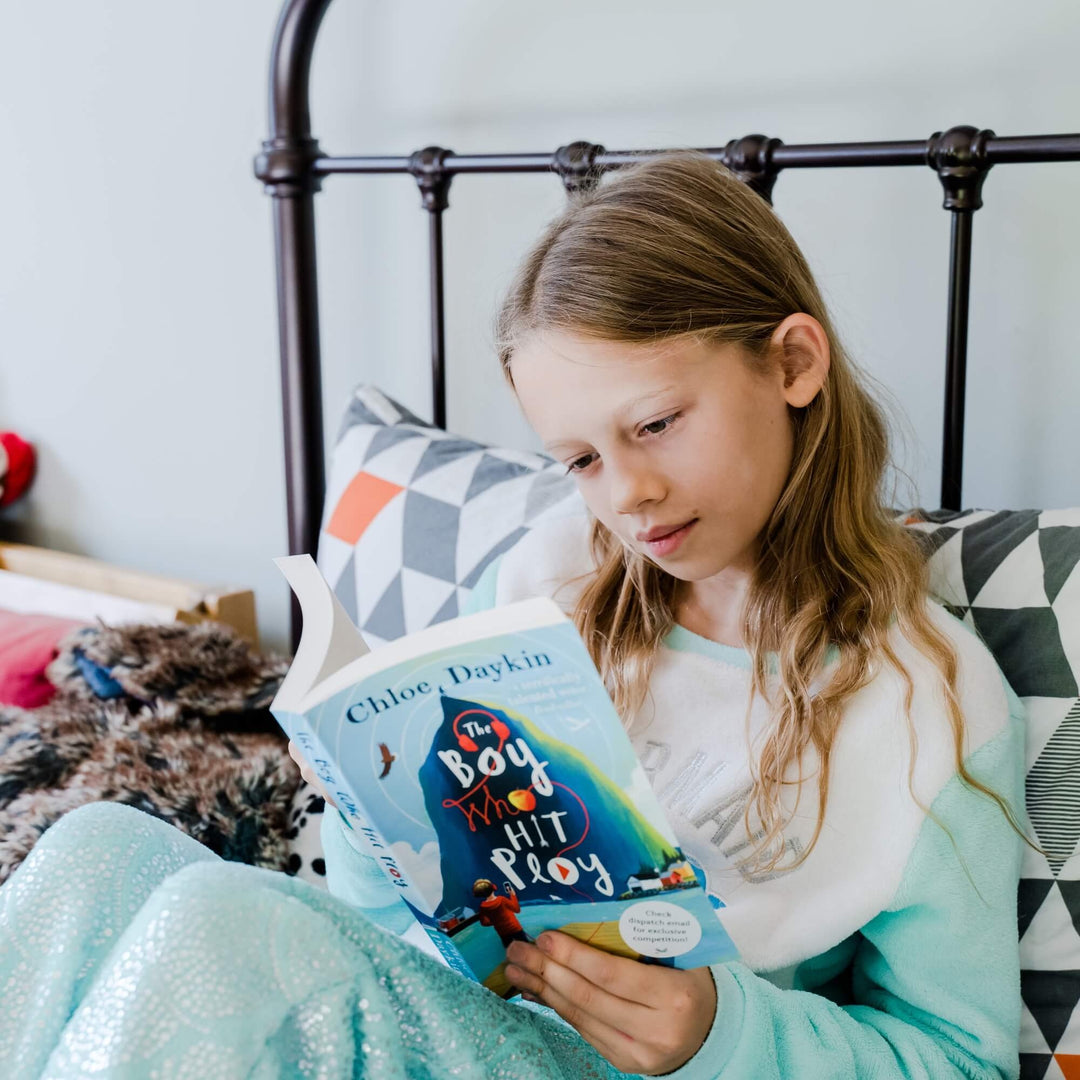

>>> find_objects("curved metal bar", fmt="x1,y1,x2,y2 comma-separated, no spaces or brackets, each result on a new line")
267,0,333,140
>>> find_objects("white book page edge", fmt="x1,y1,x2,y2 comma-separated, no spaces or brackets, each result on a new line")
272,555,370,712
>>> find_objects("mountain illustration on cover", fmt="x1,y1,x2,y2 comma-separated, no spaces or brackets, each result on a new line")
420,693,691,919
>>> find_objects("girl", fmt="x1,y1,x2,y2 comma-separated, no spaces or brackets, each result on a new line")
0,151,1029,1079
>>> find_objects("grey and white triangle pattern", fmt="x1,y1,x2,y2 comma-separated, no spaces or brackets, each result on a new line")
1028,702,1080,876
317,384,583,649
905,506,1080,1077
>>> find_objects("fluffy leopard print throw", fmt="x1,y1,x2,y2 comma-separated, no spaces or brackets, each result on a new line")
0,620,301,884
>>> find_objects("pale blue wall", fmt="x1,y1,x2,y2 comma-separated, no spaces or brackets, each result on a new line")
2,0,1077,650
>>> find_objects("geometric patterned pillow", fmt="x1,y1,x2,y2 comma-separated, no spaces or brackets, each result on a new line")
902,507,1080,1080
315,385,583,649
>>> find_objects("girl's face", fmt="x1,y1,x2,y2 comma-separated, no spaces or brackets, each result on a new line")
511,328,809,585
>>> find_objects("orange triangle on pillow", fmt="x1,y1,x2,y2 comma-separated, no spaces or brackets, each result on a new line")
1056,1055,1080,1080
326,472,403,545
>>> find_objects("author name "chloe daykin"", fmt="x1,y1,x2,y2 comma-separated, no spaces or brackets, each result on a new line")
345,649,552,724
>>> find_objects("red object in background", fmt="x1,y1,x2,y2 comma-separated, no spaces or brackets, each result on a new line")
0,432,36,507
0,609,87,708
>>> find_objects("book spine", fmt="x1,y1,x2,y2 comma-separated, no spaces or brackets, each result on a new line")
275,708,421,906
419,925,478,983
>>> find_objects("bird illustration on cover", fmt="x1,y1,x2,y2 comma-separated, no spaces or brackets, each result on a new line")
377,742,396,778
419,694,696,925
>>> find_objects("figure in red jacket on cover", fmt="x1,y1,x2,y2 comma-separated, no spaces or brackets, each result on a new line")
472,879,532,948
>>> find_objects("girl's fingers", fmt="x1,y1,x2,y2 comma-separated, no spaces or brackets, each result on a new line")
286,742,338,808
287,741,318,785
287,741,312,779
512,972,638,1071
504,949,651,1035
516,932,665,1007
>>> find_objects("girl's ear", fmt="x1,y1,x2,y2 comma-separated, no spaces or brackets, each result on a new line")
771,314,830,408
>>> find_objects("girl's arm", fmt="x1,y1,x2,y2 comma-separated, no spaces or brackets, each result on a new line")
639,696,1028,1079
508,699,1025,1078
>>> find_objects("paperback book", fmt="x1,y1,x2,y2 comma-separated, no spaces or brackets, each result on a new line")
271,555,740,997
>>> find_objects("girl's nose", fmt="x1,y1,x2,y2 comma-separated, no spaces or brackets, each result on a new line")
609,460,666,515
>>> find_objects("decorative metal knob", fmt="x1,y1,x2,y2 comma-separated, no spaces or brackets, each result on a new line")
253,135,323,196
408,146,454,212
553,141,606,195
926,126,995,211
722,134,784,204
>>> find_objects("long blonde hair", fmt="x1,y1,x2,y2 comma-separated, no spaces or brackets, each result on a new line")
495,150,1031,875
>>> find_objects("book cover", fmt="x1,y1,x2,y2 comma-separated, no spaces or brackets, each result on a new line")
272,556,740,998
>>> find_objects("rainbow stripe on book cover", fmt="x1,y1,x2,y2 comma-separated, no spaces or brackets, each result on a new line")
300,617,738,996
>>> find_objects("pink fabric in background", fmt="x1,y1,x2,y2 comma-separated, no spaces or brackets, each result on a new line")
0,608,87,708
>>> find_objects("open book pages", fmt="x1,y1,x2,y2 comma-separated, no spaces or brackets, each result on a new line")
272,554,739,997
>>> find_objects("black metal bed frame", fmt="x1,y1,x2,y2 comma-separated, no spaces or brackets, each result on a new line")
254,0,1080,645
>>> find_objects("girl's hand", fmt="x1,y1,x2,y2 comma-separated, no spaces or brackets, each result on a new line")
287,740,338,810
504,931,717,1076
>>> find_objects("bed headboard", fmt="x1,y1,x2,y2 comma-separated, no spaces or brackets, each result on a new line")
253,0,1080,645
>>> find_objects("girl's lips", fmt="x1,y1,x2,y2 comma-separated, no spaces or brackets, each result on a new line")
643,519,697,557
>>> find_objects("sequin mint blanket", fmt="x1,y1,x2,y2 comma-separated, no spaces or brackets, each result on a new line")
0,800,630,1079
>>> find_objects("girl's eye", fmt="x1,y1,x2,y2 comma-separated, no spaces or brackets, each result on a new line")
563,413,680,474
639,413,680,437
565,453,597,475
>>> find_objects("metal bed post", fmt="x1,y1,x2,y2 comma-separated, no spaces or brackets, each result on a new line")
409,148,454,430
927,127,994,512
254,0,333,649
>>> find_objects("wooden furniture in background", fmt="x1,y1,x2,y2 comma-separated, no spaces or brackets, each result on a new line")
0,543,258,645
